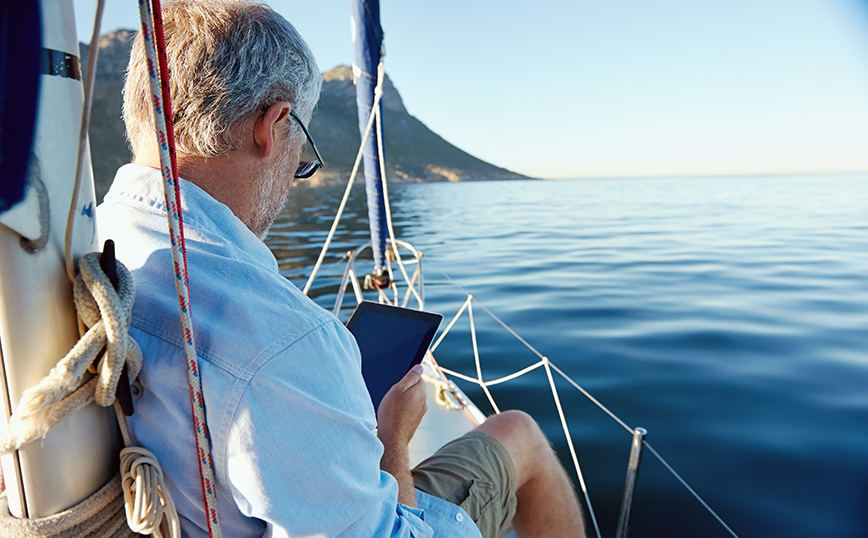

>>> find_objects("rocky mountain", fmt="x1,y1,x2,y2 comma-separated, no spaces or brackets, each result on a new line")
82,32,529,198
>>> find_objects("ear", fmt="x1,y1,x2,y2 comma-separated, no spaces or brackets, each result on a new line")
253,101,292,158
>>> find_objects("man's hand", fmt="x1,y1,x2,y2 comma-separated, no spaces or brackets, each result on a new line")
376,364,428,507
377,364,428,444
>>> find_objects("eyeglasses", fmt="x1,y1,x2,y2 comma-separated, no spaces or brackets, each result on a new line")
289,110,324,179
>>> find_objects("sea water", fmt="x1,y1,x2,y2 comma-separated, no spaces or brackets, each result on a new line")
266,174,868,538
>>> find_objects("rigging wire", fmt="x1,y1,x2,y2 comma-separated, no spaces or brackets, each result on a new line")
544,358,602,538
643,443,741,538
548,362,633,434
295,38,741,538
300,165,742,538
302,62,387,296
421,256,741,538
424,259,547,361
425,257,633,434
65,0,106,284
467,300,500,414
372,63,423,309
437,360,545,387
430,295,471,354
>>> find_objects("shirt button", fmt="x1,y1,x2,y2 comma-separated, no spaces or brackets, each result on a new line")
456,513,464,522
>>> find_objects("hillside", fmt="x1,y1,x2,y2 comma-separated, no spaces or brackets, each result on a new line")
80,31,136,199
82,32,529,198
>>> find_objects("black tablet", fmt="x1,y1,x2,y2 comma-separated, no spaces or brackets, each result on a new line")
346,301,443,412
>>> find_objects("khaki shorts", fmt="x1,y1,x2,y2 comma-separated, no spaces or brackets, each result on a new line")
412,431,518,538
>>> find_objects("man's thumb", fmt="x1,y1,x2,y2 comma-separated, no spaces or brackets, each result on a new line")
397,364,424,389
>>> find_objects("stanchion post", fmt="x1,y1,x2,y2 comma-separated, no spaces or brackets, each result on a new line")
615,427,647,538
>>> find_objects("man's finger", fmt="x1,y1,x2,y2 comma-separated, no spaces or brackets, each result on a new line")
395,364,424,391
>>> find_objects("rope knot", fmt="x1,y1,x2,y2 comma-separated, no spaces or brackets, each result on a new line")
74,252,143,407
0,252,142,453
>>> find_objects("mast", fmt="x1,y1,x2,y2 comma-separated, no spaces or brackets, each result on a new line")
0,0,116,518
351,0,389,283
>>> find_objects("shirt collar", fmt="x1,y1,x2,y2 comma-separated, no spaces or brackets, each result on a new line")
105,163,279,273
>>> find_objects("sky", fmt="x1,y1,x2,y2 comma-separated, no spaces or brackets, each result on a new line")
72,0,868,179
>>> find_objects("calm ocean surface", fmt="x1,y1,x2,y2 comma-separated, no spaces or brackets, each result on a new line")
266,174,868,538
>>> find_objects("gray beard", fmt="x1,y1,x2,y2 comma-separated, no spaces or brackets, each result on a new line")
247,148,295,240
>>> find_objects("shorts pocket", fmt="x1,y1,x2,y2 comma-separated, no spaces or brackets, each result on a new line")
447,479,499,522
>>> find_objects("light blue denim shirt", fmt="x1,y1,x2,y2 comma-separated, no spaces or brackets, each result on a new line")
97,165,481,538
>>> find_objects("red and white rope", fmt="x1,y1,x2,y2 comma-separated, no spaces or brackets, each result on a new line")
136,1,222,536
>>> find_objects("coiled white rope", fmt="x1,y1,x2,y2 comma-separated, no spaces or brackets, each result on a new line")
119,444,180,538
0,474,130,538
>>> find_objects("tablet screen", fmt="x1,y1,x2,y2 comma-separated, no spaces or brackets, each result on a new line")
346,302,442,412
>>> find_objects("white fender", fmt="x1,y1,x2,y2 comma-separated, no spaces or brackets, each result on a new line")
0,0,119,519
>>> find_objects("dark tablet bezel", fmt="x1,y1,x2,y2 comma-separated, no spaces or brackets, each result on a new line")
346,301,443,409
346,301,443,364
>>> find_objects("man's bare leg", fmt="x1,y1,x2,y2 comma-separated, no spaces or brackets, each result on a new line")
475,410,586,538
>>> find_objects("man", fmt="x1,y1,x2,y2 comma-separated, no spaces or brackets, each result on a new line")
98,1,585,536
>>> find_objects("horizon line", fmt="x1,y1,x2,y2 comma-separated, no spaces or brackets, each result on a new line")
534,170,868,181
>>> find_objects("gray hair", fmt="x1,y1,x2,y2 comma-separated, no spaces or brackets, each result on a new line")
123,0,321,158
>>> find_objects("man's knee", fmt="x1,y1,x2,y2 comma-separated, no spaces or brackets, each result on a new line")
475,410,554,482
479,410,546,444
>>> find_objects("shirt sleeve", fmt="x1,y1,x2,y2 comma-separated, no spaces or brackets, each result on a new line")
224,319,434,538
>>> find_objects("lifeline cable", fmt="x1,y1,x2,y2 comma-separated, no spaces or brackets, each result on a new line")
302,201,743,538
289,19,741,538
423,257,741,538
137,1,222,536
